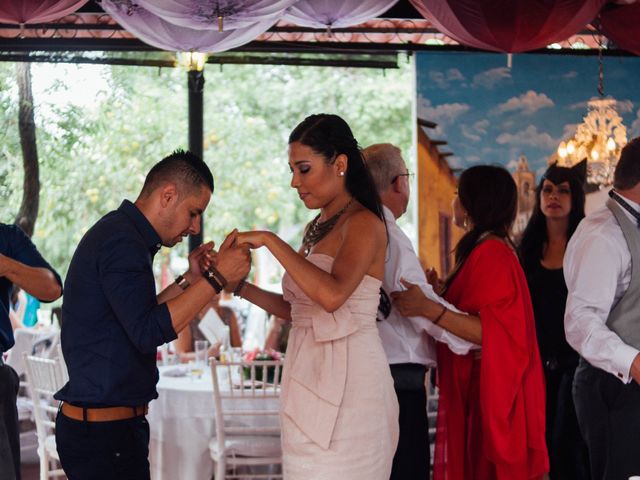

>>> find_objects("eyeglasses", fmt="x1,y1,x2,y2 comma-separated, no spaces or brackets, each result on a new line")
391,171,415,184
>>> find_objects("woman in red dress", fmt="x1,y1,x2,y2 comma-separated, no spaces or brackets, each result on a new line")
392,165,548,479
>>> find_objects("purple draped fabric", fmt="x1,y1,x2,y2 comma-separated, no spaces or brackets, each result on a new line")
601,1,640,56
284,0,399,28
409,0,606,53
0,0,87,24
101,0,275,52
134,0,297,31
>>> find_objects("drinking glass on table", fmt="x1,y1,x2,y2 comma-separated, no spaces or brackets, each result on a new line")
191,340,209,378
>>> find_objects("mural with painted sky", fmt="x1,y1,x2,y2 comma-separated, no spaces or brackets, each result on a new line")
415,51,640,177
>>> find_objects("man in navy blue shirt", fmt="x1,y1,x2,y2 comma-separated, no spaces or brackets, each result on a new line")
1,223,62,480
55,150,250,479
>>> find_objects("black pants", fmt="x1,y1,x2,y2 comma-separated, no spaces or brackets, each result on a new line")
0,362,20,480
544,366,590,480
573,358,640,480
55,410,150,480
389,363,429,480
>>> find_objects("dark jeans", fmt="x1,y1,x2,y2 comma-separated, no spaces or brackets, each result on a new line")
55,410,150,480
389,363,429,480
573,358,640,480
544,366,590,480
0,362,20,480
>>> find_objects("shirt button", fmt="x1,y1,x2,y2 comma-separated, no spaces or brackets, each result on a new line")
156,243,161,248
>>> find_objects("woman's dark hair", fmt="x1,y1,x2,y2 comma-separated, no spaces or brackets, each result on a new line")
518,163,586,272
288,114,384,221
445,165,518,290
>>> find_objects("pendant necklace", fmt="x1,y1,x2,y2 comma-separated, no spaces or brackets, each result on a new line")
302,199,352,256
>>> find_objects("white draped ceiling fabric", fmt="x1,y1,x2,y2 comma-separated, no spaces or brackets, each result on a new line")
101,0,278,52
134,0,297,31
283,0,399,28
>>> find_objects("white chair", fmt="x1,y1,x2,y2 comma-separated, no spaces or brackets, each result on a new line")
23,353,68,479
209,359,283,480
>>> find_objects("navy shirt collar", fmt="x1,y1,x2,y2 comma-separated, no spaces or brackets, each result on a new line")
118,200,163,256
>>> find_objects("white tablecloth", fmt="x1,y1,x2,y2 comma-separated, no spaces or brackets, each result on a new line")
148,365,280,480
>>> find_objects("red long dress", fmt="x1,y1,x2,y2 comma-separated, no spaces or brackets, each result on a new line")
433,240,548,480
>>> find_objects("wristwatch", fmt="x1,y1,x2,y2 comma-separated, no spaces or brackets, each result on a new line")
175,274,190,290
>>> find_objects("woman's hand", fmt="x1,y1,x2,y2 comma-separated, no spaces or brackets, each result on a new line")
391,279,441,319
425,267,444,294
236,230,271,249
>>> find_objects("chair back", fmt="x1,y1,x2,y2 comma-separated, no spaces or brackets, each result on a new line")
210,359,282,443
23,354,68,449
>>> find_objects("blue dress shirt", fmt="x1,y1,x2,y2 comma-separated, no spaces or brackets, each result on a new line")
0,224,62,352
55,200,177,407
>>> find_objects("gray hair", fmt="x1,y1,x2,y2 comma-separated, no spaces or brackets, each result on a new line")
362,143,406,193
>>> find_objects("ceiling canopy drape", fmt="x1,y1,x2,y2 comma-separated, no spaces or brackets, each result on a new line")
600,1,640,56
101,0,275,52
408,0,607,53
133,0,297,32
0,0,88,24
284,0,399,29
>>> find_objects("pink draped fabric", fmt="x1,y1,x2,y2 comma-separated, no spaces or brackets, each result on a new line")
134,0,297,31
601,1,640,56
284,0,399,29
101,0,275,52
409,0,607,53
0,0,87,24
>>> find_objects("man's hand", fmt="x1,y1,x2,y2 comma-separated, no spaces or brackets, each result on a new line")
630,353,640,384
187,241,215,278
216,242,251,284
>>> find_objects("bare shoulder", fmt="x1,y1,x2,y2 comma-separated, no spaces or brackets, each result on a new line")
342,205,385,239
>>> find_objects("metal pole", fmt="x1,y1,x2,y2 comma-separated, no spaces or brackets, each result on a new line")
188,68,204,252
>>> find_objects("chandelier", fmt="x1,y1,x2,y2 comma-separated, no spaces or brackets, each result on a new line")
554,41,627,187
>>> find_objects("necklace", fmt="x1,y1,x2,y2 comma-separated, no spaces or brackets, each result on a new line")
302,199,352,256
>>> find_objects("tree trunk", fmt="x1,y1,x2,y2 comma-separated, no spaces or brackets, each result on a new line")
15,62,40,238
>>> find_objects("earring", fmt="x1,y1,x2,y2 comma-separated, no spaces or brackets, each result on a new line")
463,216,469,229
339,172,345,177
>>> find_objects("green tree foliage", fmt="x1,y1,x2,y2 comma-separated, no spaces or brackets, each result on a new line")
0,58,412,278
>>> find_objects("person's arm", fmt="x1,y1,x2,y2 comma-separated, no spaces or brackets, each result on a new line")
100,233,249,354
225,309,242,348
234,282,291,321
174,322,194,355
156,241,214,305
237,209,386,313
0,255,61,301
164,240,251,335
564,230,639,383
391,280,482,345
384,219,477,353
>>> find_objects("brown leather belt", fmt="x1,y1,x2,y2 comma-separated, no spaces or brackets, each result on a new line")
60,402,148,422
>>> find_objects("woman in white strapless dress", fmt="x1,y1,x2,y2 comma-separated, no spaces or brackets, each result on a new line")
235,114,399,479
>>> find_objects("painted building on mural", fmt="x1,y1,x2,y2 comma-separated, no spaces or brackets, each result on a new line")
512,155,536,238
416,119,463,277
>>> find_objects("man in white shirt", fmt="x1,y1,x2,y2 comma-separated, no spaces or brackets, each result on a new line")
564,137,640,479
363,144,474,480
